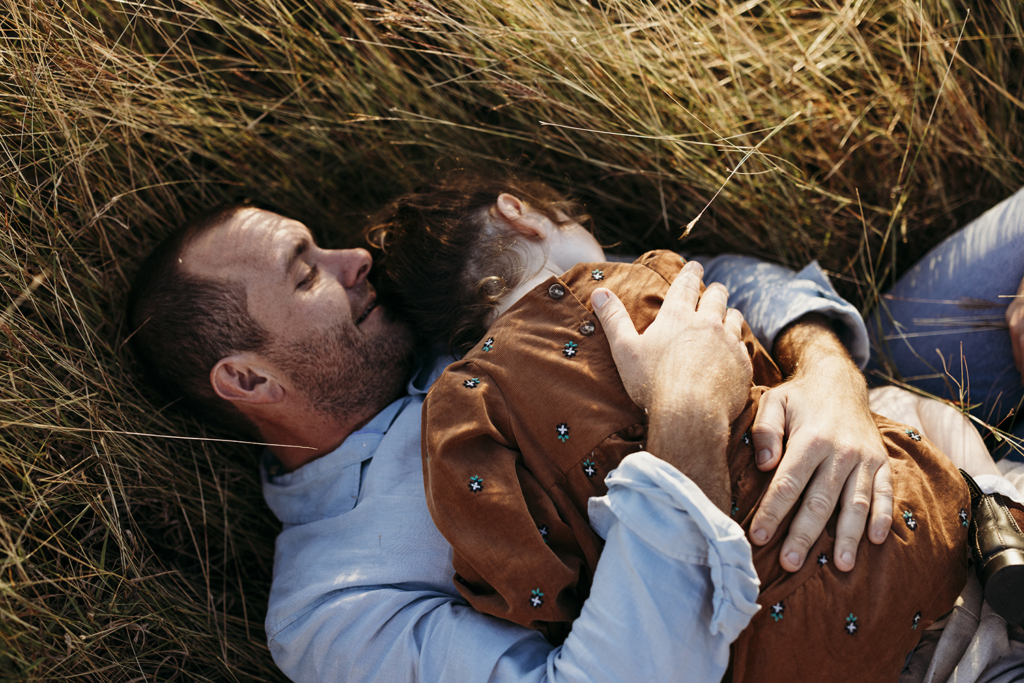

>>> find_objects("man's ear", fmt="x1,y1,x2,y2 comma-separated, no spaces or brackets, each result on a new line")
210,354,285,405
496,193,554,241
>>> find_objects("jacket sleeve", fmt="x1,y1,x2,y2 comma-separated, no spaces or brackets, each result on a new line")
422,361,587,643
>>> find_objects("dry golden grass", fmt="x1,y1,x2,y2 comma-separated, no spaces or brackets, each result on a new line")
1,0,1021,679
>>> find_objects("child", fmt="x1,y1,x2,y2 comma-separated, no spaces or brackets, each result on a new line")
366,175,1024,683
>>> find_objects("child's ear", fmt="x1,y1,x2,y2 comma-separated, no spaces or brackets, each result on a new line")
496,193,525,220
496,193,553,240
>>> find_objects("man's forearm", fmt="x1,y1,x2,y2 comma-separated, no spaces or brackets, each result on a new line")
698,254,871,368
591,265,750,517
774,313,868,398
648,383,732,512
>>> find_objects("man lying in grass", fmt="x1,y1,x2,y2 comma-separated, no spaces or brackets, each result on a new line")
127,201,902,683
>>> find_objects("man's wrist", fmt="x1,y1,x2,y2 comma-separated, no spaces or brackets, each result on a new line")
774,313,869,413
775,314,859,375
648,389,731,512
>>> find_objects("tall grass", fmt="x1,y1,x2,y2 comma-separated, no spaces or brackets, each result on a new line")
1,0,1021,679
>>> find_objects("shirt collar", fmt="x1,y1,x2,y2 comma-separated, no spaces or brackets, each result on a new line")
406,351,456,396
261,393,416,524
262,394,411,487
262,352,454,520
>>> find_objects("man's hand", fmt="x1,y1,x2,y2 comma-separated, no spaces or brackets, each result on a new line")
1006,274,1024,386
749,314,893,573
591,261,752,511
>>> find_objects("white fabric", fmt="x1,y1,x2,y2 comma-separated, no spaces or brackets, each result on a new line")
975,473,1024,506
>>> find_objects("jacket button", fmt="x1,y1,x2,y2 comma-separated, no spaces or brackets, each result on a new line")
579,320,596,336
548,283,565,299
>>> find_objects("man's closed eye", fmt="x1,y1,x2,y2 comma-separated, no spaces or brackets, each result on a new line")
298,265,318,289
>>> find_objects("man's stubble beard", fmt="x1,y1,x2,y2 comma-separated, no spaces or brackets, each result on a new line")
268,311,415,423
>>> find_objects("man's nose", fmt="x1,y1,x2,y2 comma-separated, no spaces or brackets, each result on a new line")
330,248,372,289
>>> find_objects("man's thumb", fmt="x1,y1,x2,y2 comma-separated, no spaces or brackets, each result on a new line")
751,389,786,471
591,288,638,354
591,287,646,405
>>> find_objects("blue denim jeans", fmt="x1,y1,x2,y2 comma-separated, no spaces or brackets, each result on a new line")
868,188,1024,459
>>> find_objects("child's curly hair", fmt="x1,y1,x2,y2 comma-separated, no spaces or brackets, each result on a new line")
365,173,590,355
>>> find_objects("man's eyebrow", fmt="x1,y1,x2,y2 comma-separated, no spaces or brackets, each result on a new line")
283,238,310,281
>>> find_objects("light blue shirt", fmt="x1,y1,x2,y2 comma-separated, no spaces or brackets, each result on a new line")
262,255,868,683
263,360,759,683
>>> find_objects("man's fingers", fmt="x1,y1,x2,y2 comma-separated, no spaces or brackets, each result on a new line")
724,308,744,342
696,282,729,322
776,439,868,572
748,435,822,551
868,458,894,544
662,260,704,313
773,453,843,572
750,390,785,471
831,462,875,571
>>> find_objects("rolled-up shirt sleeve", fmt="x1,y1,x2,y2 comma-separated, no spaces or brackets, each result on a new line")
269,451,759,683
588,451,761,642
553,451,760,683
693,254,869,368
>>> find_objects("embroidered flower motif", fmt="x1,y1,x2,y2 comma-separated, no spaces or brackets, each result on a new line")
741,431,750,446
912,611,922,630
468,475,483,493
845,613,858,635
563,341,578,358
730,500,739,518
482,337,495,352
556,423,570,442
770,602,784,622
530,589,544,608
582,459,596,478
959,509,969,527
538,526,549,543
591,269,604,281
903,509,918,531
905,428,922,442
817,553,828,566
463,377,480,389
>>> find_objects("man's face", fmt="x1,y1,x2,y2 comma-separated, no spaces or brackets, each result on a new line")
183,208,414,422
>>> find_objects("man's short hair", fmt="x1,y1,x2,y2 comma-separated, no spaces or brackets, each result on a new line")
126,204,269,437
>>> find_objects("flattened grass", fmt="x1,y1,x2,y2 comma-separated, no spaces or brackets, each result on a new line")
1,0,1021,679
